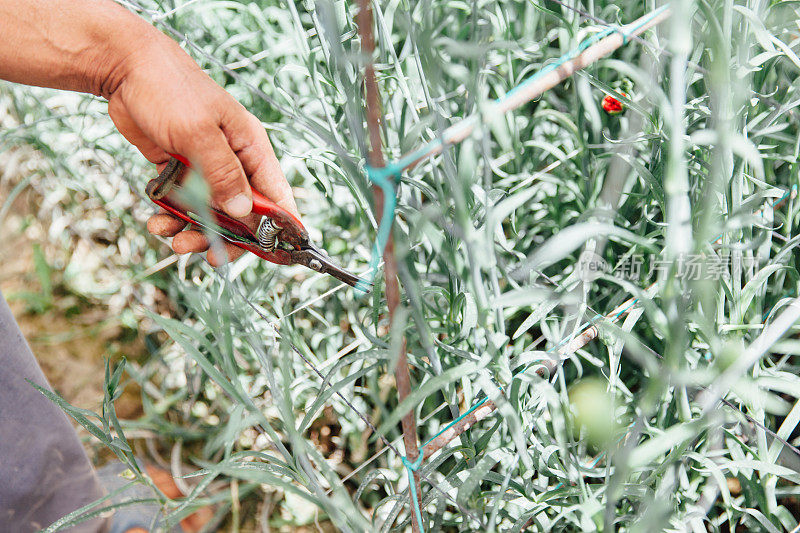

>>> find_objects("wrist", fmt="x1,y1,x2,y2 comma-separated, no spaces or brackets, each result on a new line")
79,3,163,98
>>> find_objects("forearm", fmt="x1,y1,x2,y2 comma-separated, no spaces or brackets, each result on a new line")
0,0,165,97
1,0,298,229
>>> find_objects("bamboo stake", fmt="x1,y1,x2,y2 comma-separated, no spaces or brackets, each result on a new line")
355,2,422,531
387,7,671,174
420,288,656,460
408,7,673,461
350,2,671,520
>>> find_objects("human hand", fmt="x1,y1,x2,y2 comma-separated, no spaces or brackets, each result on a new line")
0,0,296,265
106,33,298,266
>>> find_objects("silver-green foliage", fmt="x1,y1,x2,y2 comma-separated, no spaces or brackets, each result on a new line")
3,0,800,531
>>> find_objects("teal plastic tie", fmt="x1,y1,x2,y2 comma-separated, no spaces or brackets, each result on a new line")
401,454,426,532
421,396,489,448
360,7,668,287
609,24,631,45
402,453,424,472
364,163,403,287
358,5,671,523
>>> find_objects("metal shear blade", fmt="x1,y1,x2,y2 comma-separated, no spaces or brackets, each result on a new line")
290,243,371,290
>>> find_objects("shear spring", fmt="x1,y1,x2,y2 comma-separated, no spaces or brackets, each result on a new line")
257,217,280,252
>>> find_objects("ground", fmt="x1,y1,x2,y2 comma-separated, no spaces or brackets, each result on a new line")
0,177,338,531
0,185,143,420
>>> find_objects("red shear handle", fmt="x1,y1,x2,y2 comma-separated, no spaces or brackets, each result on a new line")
152,194,295,265
168,153,191,166
161,154,306,243
159,153,308,245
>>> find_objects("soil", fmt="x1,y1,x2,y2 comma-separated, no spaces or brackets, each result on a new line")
0,168,335,532
0,186,144,419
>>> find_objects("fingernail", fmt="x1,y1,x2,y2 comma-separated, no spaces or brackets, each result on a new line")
225,194,252,218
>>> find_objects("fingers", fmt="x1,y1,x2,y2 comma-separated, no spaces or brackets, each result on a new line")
223,109,300,218
147,213,186,237
172,230,245,266
178,108,297,220
176,121,253,218
114,91,295,220
207,244,246,267
150,218,246,266
172,230,209,254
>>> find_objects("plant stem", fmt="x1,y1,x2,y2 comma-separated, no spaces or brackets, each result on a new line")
355,1,422,531
381,7,671,176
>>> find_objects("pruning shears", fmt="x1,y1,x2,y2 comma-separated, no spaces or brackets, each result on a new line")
146,156,368,289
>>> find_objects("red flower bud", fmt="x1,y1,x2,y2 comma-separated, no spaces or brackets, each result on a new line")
602,93,627,115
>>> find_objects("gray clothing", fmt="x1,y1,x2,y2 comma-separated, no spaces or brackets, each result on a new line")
0,292,107,532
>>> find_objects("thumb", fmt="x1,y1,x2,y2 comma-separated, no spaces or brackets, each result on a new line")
182,127,252,218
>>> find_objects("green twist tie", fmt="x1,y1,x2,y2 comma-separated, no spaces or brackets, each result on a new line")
402,454,424,471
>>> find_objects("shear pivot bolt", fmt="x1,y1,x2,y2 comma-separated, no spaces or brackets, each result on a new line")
309,259,323,271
